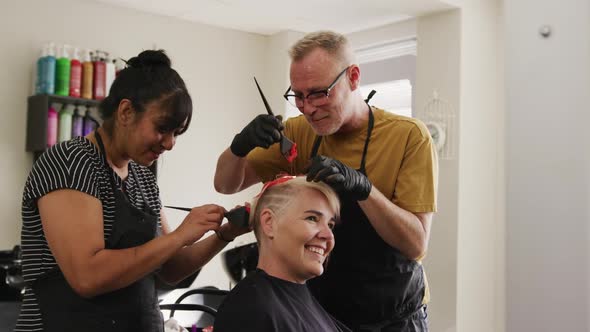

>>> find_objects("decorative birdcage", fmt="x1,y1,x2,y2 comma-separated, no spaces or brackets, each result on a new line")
419,90,456,160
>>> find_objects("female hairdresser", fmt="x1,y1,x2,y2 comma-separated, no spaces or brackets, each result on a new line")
15,50,247,332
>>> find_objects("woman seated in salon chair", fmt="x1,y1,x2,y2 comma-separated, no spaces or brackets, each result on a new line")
214,176,351,332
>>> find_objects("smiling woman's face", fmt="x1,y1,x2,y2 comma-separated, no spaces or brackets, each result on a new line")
268,187,337,284
124,100,187,166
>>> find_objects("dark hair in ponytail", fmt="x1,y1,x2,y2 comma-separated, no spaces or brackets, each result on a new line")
99,49,192,135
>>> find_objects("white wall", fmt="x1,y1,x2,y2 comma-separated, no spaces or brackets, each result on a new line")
347,19,417,49
416,3,506,332
455,1,505,331
0,0,267,289
505,0,590,331
417,2,505,331
416,10,462,332
264,30,304,118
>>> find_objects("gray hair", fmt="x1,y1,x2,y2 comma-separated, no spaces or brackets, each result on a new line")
289,30,355,67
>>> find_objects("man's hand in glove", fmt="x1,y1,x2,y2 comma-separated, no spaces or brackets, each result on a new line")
306,155,372,201
230,114,284,157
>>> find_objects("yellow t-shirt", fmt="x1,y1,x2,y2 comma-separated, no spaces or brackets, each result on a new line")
247,106,438,302
248,107,437,211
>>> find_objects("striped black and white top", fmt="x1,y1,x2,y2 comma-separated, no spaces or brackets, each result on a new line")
15,136,161,332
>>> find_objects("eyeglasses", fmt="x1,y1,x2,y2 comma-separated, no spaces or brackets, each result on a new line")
283,66,350,110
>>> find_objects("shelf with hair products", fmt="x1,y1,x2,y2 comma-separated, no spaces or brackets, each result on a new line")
25,94,158,177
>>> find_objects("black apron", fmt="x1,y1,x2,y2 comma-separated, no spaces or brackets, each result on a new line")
31,131,164,332
306,104,428,332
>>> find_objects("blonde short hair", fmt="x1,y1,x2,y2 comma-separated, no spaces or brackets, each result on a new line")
289,30,355,67
249,176,340,243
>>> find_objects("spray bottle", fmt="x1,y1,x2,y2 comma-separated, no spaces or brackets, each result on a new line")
55,44,71,96
105,52,116,97
83,107,99,136
69,47,82,98
115,57,125,77
35,44,49,94
81,50,94,99
72,105,85,137
36,43,56,94
58,104,75,142
47,105,58,147
50,102,63,144
92,50,106,100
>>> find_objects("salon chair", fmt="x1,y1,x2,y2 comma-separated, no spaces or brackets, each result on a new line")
0,245,23,331
221,242,259,285
160,287,228,329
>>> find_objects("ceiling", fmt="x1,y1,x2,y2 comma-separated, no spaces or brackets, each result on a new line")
93,0,455,35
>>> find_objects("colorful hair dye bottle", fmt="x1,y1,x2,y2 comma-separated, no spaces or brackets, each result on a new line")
69,48,82,98
71,105,85,138
81,49,93,99
55,45,71,96
105,52,116,97
92,51,106,100
58,104,75,142
47,106,58,147
36,43,56,94
83,108,99,136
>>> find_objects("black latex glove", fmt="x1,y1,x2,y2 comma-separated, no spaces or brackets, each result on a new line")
306,155,372,201
230,114,284,157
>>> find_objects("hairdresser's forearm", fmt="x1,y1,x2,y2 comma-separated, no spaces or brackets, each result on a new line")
214,148,259,194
